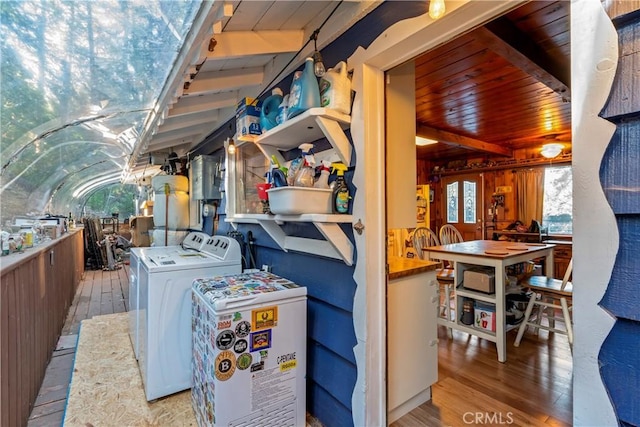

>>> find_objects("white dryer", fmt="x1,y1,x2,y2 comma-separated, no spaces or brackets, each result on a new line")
130,232,242,401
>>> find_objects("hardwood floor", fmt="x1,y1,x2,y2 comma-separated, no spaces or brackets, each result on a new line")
27,264,572,426
392,326,573,427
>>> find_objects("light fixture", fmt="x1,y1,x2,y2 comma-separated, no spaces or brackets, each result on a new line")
428,0,446,20
540,143,564,159
311,29,325,77
416,136,439,146
227,138,236,155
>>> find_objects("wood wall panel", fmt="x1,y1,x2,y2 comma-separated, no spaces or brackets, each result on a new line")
0,230,84,427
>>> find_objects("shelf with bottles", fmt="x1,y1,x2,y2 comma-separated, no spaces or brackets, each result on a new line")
226,213,354,266
237,107,352,167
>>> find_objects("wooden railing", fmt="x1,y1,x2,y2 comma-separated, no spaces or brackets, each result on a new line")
0,229,84,427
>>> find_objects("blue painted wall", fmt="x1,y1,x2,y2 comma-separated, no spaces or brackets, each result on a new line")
598,10,640,427
210,3,431,425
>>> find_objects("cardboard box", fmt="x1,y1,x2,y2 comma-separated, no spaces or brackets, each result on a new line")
43,225,60,239
474,301,496,332
130,216,154,247
463,267,495,293
235,97,261,138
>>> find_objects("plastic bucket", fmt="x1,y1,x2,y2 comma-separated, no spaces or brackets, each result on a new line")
256,183,272,200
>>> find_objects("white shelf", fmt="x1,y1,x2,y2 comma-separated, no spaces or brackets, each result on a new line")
238,108,353,167
226,213,354,265
456,287,496,303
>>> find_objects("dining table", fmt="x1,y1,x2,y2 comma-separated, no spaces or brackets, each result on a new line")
423,239,555,362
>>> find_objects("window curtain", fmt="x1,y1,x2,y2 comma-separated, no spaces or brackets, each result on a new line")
514,168,544,224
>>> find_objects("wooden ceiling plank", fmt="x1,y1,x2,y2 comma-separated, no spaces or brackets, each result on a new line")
157,110,219,134
184,67,264,96
417,124,513,157
469,26,570,101
169,91,238,117
199,30,304,60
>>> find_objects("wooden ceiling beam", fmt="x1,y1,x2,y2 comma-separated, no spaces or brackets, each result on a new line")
471,25,570,101
417,124,513,157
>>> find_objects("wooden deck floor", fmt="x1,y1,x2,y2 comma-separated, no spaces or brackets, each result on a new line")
27,264,130,427
27,265,572,426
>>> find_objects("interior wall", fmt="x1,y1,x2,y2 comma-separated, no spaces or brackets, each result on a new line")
418,149,571,237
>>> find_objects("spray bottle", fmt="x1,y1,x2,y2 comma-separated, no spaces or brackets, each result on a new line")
313,160,331,189
287,143,314,186
331,163,350,213
294,144,316,187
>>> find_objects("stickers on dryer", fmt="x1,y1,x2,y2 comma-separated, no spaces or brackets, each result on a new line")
278,352,297,372
215,350,236,381
234,339,248,354
251,306,278,330
250,329,272,352
235,320,251,338
237,353,252,370
216,330,236,350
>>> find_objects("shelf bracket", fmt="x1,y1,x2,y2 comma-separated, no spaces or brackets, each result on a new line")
315,115,353,167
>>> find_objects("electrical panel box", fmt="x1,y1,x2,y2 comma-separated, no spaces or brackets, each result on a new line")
190,155,221,200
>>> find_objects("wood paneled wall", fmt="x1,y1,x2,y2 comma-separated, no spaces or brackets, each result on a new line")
0,230,84,427
418,148,571,236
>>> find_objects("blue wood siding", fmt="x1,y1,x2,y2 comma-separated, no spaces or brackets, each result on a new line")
598,9,640,426
204,3,434,425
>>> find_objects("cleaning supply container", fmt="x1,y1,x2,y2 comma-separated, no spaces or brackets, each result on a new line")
287,57,321,119
319,61,351,115
331,163,350,214
276,94,289,125
260,88,283,133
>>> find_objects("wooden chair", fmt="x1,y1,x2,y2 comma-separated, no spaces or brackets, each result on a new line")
412,228,453,325
439,224,464,245
514,258,573,347
412,227,439,255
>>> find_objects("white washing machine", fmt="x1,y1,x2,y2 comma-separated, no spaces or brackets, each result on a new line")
130,232,242,401
128,231,211,360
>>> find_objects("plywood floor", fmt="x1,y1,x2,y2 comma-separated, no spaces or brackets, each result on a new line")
28,265,572,427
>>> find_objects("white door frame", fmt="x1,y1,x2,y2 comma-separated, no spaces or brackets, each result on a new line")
347,1,528,426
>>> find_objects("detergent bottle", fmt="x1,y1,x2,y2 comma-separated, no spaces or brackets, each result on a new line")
276,94,289,125
331,163,350,213
313,160,331,189
319,61,351,115
259,88,283,133
287,57,321,119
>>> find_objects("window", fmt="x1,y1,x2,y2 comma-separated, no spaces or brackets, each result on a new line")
446,182,458,223
446,180,477,224
543,166,572,234
234,143,269,214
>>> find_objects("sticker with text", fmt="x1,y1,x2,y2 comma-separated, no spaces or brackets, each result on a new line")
251,306,278,330
214,350,236,381
250,329,272,352
278,352,297,372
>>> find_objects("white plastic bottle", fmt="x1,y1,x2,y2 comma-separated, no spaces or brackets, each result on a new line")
313,160,331,189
